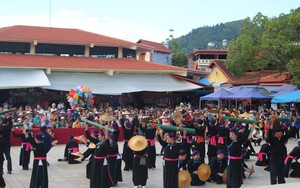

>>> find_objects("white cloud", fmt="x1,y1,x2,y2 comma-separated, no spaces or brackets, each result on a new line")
0,9,167,43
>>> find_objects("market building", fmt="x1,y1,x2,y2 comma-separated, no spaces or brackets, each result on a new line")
0,25,203,108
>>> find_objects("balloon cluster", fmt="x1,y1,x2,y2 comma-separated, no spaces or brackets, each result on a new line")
67,86,94,109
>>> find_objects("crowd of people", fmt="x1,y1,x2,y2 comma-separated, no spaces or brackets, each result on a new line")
0,102,300,188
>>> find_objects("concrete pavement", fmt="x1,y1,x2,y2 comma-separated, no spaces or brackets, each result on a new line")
2,139,300,188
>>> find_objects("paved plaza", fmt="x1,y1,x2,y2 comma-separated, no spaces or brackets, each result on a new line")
2,139,300,188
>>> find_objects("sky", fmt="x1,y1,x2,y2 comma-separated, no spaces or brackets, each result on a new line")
0,0,299,43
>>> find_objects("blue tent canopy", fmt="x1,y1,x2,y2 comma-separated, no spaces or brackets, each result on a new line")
200,88,233,101
270,84,298,97
199,78,212,86
224,87,272,100
271,90,300,103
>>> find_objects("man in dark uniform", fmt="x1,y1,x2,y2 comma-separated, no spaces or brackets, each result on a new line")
268,120,291,185
1,115,12,174
0,129,6,187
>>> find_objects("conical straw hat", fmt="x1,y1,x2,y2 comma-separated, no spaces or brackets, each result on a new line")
100,114,114,122
128,135,147,151
197,163,211,181
178,170,191,188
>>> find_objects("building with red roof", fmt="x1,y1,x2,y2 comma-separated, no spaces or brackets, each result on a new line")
0,25,203,107
137,39,172,65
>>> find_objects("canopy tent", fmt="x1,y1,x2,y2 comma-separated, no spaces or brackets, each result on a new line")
270,84,298,97
225,87,272,100
271,90,300,103
198,78,212,86
200,88,233,100
0,68,50,89
43,72,202,95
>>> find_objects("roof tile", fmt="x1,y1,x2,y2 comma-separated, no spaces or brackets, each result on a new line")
0,54,185,72
137,39,171,54
0,25,136,46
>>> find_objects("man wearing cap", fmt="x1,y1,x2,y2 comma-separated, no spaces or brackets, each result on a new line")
284,139,300,177
268,120,291,185
209,150,227,184
188,150,205,186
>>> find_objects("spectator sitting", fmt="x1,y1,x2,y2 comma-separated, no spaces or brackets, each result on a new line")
251,126,263,146
52,118,62,129
72,117,82,128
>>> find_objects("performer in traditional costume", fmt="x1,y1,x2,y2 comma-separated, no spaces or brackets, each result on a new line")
192,118,206,164
157,128,182,188
12,128,32,170
87,127,113,188
284,139,300,177
225,122,247,188
255,141,271,166
268,120,291,185
178,149,188,170
217,122,227,156
107,134,122,186
140,121,156,169
209,150,227,184
121,120,134,171
83,129,99,179
128,134,148,188
188,150,205,186
28,132,48,188
64,135,80,164
207,116,218,163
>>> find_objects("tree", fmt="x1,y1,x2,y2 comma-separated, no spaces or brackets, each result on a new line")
226,10,300,84
172,51,188,67
226,12,268,77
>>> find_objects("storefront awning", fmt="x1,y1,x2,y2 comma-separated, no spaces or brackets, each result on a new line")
0,68,50,89
44,72,202,95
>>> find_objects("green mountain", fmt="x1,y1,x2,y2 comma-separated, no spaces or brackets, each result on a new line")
172,20,243,53
173,7,300,54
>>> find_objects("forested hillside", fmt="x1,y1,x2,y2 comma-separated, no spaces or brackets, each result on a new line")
172,20,243,53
